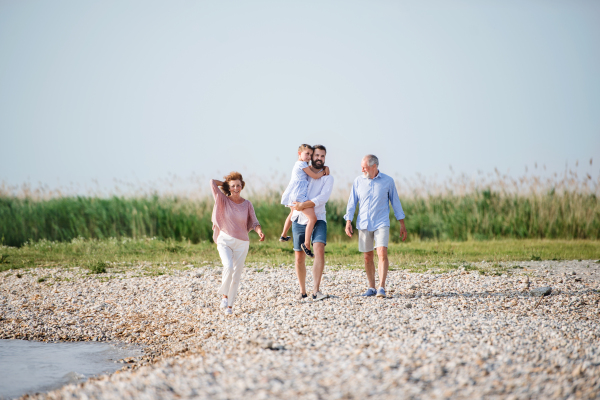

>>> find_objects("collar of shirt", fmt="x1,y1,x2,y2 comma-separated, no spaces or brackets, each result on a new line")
360,170,382,180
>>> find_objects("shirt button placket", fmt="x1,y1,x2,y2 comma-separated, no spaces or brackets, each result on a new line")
368,180,372,231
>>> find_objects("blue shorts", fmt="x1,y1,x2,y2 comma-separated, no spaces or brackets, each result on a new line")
292,220,327,252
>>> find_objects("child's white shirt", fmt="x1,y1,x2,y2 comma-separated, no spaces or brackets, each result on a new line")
280,161,310,206
290,161,309,181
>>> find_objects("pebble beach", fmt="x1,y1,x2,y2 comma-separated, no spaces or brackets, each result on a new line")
1,260,599,399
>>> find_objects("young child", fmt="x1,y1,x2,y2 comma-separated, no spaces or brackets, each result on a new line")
280,144,329,258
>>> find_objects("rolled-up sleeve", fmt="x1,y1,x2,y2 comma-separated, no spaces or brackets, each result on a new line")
310,176,334,208
246,202,261,232
389,181,405,220
344,180,358,221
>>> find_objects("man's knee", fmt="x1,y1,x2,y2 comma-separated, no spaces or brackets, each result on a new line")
376,246,388,255
364,250,374,262
313,242,325,256
295,251,306,266
376,246,388,261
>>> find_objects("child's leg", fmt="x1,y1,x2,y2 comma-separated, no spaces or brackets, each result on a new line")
302,207,317,250
281,209,293,238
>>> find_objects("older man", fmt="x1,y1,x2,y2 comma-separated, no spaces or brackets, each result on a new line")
290,145,334,301
344,154,407,298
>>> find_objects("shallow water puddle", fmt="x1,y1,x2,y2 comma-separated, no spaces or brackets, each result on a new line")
0,339,142,399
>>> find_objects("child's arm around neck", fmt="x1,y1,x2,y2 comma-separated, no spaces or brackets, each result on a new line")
302,165,328,180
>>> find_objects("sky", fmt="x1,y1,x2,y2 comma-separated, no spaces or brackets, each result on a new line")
1,0,599,196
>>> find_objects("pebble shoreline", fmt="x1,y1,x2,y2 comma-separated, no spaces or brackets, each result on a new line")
1,260,599,399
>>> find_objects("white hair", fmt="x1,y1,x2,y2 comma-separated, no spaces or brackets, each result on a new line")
364,154,379,167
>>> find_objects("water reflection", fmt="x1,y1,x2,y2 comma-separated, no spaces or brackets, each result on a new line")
0,339,142,399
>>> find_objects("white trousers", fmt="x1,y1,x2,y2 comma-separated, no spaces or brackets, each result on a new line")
216,231,250,307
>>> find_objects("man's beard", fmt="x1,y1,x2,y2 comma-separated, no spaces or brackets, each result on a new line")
312,159,325,170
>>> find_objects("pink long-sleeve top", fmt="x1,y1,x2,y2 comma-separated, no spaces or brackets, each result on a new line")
210,179,261,242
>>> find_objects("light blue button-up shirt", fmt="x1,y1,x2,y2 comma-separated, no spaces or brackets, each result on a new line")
344,171,405,231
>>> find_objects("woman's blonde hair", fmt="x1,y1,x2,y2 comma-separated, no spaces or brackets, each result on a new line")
221,171,245,196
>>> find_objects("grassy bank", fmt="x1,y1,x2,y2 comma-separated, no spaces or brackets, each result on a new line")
1,238,599,274
1,189,599,247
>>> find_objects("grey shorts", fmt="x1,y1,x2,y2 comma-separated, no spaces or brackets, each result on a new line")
358,227,390,252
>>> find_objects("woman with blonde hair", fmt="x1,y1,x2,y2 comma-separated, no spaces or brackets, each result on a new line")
210,172,264,314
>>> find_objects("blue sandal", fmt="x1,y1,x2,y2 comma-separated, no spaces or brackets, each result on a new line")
279,236,291,242
301,243,315,258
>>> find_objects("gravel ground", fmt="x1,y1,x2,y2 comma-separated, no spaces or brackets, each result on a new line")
1,260,599,399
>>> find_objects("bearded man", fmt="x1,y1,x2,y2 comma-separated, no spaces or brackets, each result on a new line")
290,144,334,301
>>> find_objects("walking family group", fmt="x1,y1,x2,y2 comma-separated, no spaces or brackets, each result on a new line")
211,145,407,315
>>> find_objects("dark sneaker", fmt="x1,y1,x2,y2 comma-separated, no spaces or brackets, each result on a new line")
297,293,308,300
279,236,291,242
300,243,315,258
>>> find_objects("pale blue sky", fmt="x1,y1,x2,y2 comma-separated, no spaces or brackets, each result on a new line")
1,0,599,194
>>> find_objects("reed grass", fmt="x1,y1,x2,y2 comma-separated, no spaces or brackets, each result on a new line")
0,189,598,248
1,166,598,247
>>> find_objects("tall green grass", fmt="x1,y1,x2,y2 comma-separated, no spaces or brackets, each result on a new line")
1,189,598,247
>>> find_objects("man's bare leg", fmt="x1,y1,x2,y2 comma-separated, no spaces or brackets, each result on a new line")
376,246,389,288
364,250,376,289
295,250,307,295
312,242,325,295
